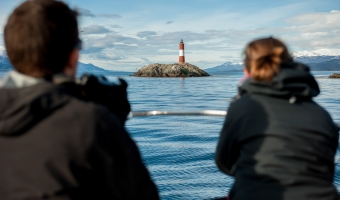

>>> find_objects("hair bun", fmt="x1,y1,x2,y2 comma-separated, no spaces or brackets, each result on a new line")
244,37,291,82
270,47,284,64
253,47,284,64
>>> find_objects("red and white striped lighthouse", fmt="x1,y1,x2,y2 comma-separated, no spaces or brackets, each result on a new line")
179,39,185,63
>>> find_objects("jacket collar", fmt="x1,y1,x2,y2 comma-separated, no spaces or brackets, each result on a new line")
239,62,320,99
0,70,45,88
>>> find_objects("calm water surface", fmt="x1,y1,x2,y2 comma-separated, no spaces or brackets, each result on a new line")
106,71,340,200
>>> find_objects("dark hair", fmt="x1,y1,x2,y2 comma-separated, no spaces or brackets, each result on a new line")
244,37,292,82
4,0,79,77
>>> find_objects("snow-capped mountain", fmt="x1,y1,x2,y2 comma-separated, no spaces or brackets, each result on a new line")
292,52,339,70
292,51,322,57
207,52,340,73
205,62,243,73
292,52,339,64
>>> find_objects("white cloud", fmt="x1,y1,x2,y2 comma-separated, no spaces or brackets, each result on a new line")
286,10,340,30
278,10,340,51
111,25,122,28
91,52,125,60
81,33,140,54
313,48,340,56
141,57,151,62
136,31,157,38
1,1,339,71
81,25,112,34
81,2,337,71
76,7,122,19
97,14,122,19
77,7,95,17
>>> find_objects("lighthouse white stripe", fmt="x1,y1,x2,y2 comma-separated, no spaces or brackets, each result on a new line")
179,50,184,56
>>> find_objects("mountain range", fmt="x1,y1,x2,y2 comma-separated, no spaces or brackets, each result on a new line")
204,62,243,73
205,52,340,73
0,51,126,76
2,51,339,75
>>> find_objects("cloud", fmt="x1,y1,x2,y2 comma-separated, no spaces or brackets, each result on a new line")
141,57,151,62
111,25,122,28
98,14,122,19
313,48,340,56
82,36,114,54
81,25,112,34
286,10,340,30
82,46,109,54
136,31,157,38
76,7,122,19
136,30,229,44
82,33,139,54
77,7,95,17
91,52,125,60
166,21,174,24
270,10,340,50
81,29,244,64
78,9,340,71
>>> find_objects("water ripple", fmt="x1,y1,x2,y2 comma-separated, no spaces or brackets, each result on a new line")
110,72,340,199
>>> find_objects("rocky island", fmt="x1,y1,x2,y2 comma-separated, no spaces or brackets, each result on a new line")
132,62,210,77
329,73,340,78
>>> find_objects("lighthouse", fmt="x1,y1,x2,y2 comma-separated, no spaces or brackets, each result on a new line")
179,39,185,63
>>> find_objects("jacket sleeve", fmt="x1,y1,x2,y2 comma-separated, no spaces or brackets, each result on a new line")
215,103,242,176
87,107,159,200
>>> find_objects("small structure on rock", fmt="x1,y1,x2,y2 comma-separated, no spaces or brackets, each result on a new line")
133,39,209,77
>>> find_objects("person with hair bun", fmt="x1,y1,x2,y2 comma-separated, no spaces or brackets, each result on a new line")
215,37,339,200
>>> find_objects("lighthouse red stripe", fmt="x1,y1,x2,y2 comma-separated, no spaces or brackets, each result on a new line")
179,56,185,62
180,44,184,50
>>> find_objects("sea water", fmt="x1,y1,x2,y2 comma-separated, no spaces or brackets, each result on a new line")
106,71,340,200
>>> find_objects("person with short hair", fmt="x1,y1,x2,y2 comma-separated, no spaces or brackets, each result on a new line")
215,37,339,200
0,0,159,199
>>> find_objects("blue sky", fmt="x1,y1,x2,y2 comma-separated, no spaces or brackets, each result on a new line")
0,0,339,71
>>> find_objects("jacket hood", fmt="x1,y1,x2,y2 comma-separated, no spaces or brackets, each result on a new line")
0,83,71,136
239,62,320,99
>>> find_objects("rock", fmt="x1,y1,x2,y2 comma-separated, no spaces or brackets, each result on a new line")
132,62,210,77
328,73,340,78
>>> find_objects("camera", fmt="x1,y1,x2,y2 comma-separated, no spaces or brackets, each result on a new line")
75,74,131,125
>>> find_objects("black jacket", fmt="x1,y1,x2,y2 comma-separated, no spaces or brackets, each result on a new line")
215,62,339,200
0,81,159,200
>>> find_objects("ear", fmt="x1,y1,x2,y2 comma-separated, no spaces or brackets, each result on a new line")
63,49,79,78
